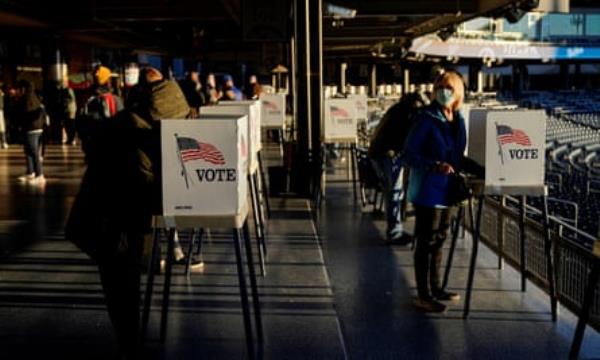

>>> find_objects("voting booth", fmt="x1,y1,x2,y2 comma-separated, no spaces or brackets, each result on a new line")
201,104,260,174
323,98,358,142
218,100,262,151
161,117,249,218
467,109,547,196
348,94,368,124
458,108,556,323
143,117,262,359
260,93,286,128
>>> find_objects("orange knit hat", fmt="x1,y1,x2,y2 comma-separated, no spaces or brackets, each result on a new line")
94,66,112,85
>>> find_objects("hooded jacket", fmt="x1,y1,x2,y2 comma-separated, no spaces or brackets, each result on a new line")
17,82,44,132
402,102,468,208
66,79,190,259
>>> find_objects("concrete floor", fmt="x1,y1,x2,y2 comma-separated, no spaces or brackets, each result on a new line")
0,144,599,359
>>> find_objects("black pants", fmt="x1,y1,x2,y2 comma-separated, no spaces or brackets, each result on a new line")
97,231,145,358
414,206,453,299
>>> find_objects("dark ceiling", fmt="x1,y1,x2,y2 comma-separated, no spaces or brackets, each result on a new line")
0,0,595,61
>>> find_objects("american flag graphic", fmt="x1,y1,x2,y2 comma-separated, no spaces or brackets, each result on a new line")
330,106,350,118
176,137,225,165
496,124,531,146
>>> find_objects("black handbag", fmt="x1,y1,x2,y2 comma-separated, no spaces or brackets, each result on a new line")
447,172,472,206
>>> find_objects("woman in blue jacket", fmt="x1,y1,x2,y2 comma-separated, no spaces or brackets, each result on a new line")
402,70,482,313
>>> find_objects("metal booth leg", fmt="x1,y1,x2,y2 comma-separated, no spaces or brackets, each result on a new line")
141,226,160,341
464,196,484,319
160,228,176,342
194,228,204,257
243,220,264,346
257,151,271,219
541,195,558,321
569,261,600,360
184,228,198,278
442,204,465,291
350,143,358,201
248,174,266,276
519,196,528,292
253,172,268,257
233,227,256,360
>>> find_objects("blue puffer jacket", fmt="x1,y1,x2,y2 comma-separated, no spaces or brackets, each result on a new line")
402,103,467,208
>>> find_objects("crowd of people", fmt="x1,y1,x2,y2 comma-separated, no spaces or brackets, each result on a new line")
0,67,262,188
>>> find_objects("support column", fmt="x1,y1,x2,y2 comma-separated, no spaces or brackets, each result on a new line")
370,63,377,97
308,0,323,199
292,0,312,197
340,62,347,94
403,68,410,95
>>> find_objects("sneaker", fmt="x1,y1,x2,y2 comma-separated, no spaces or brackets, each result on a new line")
1,143,8,149
414,297,447,313
28,175,46,185
18,173,35,182
390,233,414,246
432,290,461,302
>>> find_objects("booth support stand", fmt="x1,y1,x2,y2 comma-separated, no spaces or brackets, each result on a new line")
462,187,558,322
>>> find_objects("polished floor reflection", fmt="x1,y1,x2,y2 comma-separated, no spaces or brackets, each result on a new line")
0,144,598,359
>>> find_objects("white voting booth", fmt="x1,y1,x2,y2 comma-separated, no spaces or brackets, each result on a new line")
260,93,286,128
467,109,547,196
461,108,556,322
201,102,260,174
160,116,249,219
348,94,368,124
145,116,262,358
218,100,262,151
323,98,358,142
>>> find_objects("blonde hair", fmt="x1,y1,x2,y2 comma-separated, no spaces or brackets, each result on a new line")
434,70,464,111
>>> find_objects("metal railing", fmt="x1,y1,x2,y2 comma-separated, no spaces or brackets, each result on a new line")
473,196,600,330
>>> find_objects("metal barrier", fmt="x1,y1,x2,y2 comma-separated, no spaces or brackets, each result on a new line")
474,196,600,332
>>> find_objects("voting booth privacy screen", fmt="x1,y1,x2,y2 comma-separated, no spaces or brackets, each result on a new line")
260,93,286,128
201,103,260,173
348,94,368,123
218,100,262,152
161,117,249,217
468,109,546,195
323,98,358,142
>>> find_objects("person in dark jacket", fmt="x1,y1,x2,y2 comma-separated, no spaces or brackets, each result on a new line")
67,66,192,359
179,70,206,117
78,65,124,160
402,70,482,313
16,80,46,184
368,92,427,243
220,74,243,101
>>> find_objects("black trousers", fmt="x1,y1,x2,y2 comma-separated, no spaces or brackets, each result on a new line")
97,231,145,358
414,206,453,299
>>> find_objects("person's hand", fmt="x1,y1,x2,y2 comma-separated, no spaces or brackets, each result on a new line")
437,161,455,175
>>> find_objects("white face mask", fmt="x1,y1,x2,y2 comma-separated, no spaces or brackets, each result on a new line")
435,88,454,108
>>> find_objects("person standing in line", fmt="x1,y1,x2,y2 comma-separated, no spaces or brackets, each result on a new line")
60,77,78,145
0,85,8,148
15,80,46,184
220,74,243,101
78,65,123,161
179,70,206,117
203,72,220,105
244,74,262,100
368,92,427,244
402,70,482,313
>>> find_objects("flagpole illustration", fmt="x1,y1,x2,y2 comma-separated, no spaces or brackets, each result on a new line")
495,122,505,165
174,133,190,189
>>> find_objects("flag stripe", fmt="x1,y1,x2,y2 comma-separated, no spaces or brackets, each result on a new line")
177,137,225,165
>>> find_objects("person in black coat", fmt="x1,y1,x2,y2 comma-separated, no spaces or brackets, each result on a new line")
15,80,46,184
